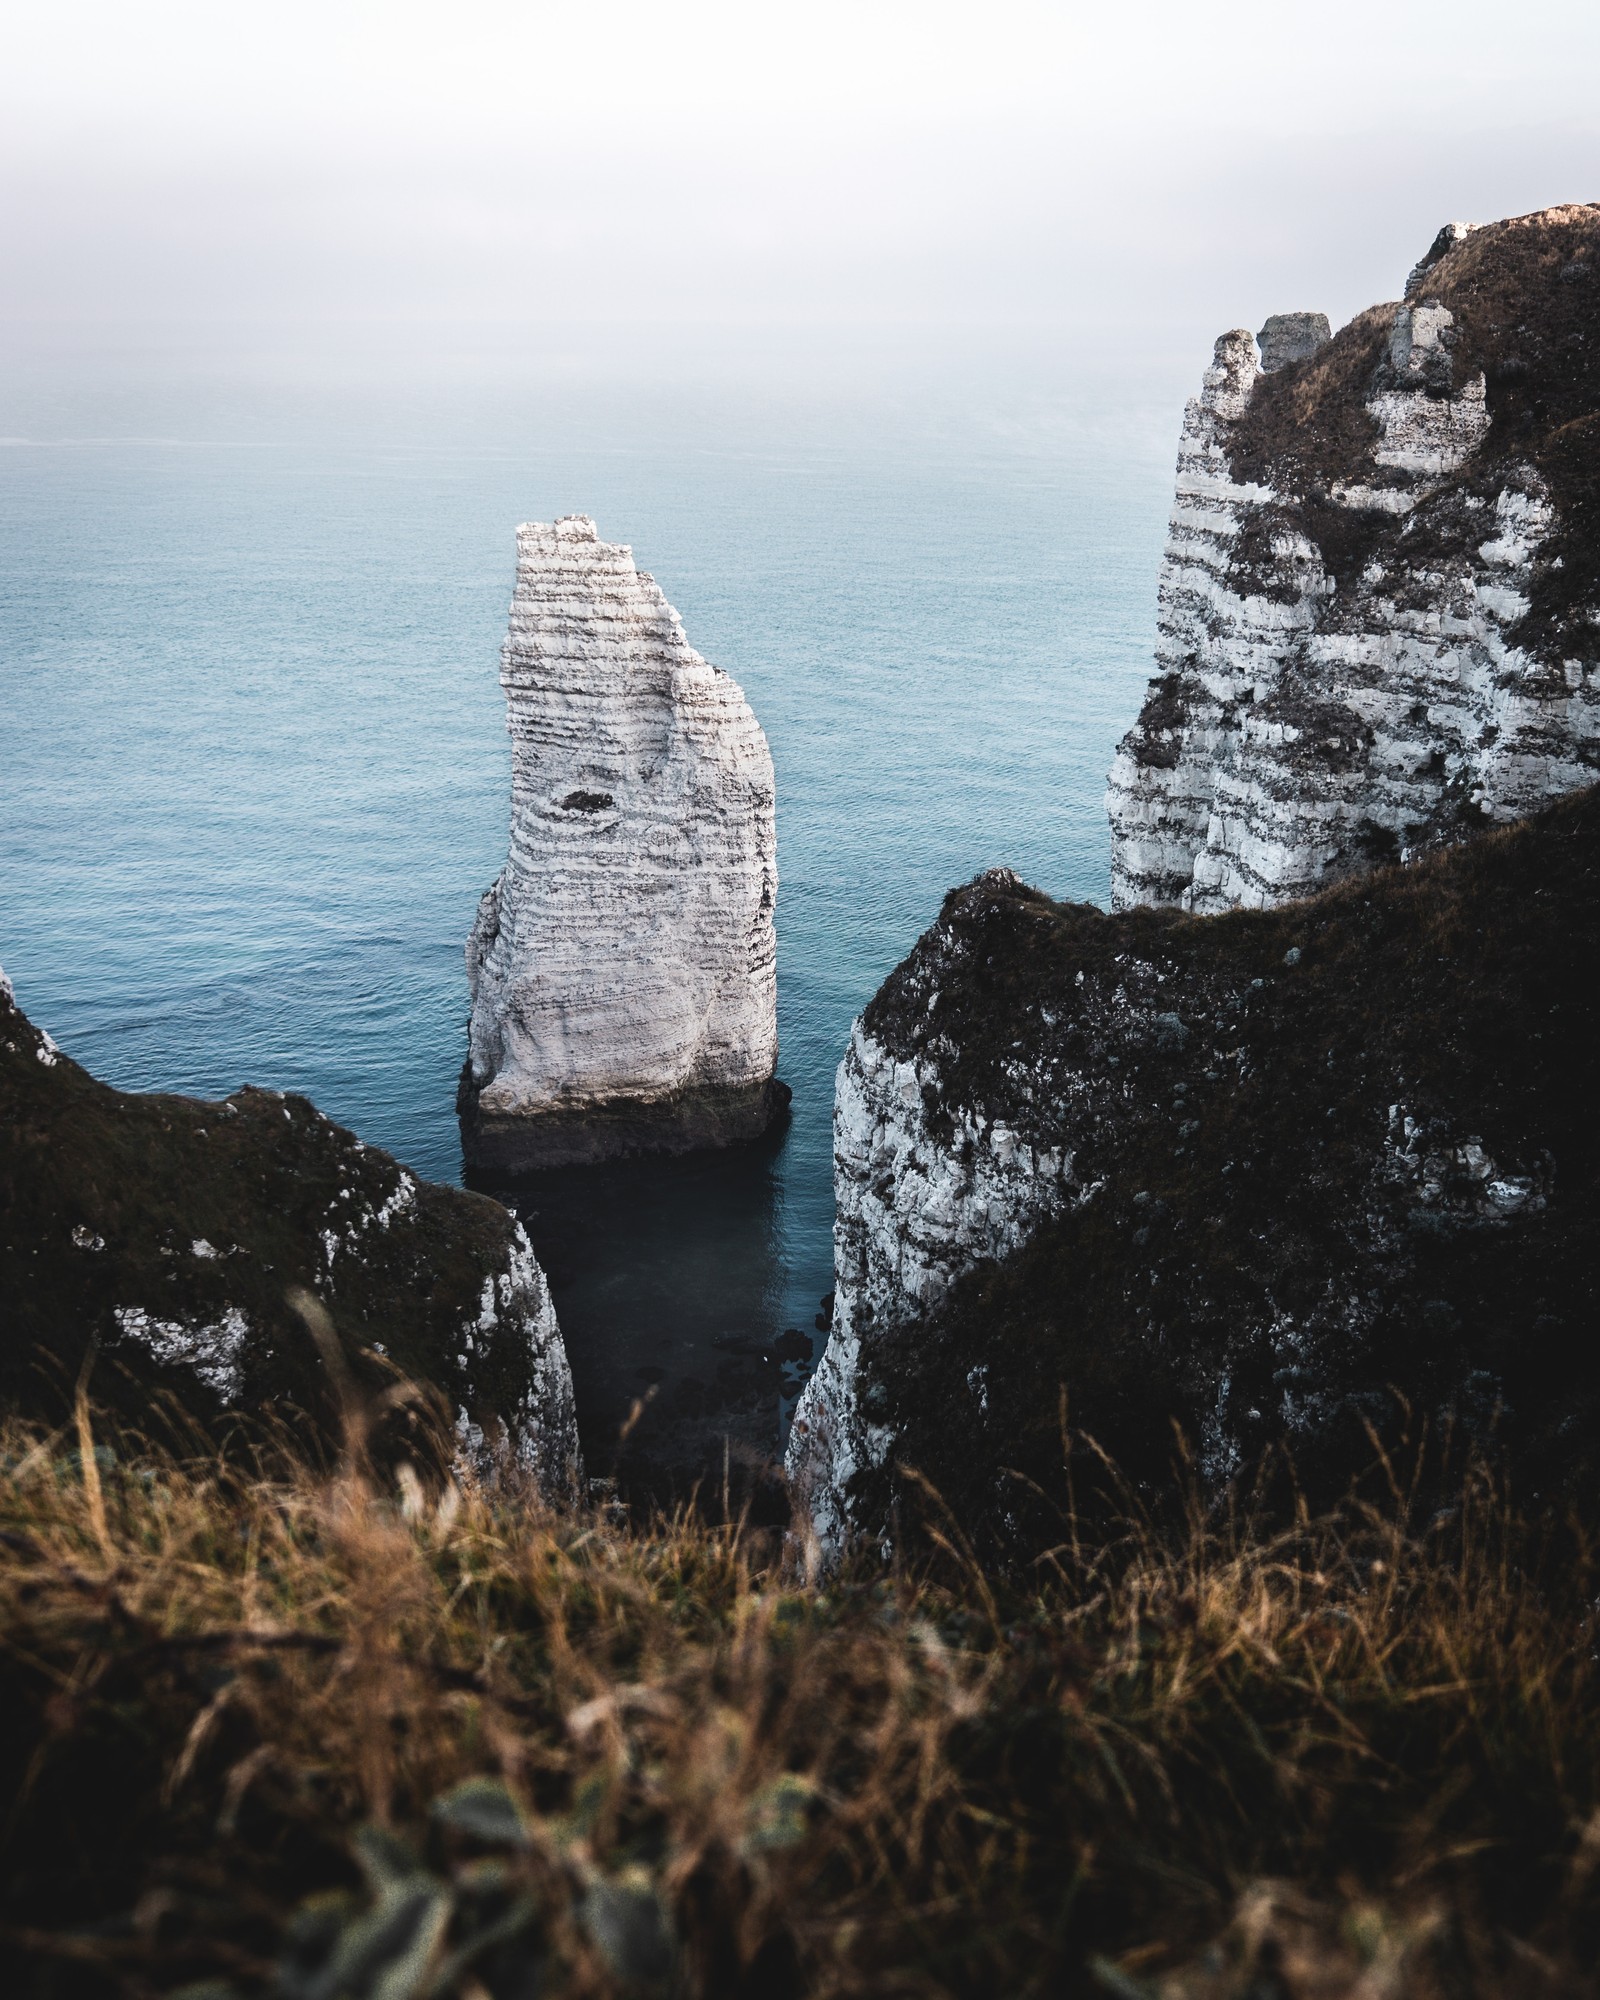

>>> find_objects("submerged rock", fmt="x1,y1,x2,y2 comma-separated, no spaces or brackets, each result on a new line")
789,789,1600,1556
1107,204,1600,914
0,967,581,1498
461,516,783,1170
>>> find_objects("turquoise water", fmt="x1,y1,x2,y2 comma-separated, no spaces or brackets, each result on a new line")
0,373,1173,1468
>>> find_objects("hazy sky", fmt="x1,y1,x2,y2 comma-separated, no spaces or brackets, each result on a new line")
2,0,1597,390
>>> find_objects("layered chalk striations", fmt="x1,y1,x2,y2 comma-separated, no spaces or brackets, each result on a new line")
1108,206,1600,914
462,517,782,1170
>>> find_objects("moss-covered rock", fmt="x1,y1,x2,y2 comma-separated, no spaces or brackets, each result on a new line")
801,786,1600,1555
0,971,580,1497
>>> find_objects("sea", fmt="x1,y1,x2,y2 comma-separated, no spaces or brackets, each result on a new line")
0,347,1180,1477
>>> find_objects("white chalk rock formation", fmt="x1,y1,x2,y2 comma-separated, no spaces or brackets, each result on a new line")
462,516,782,1169
788,996,1076,1557
1108,205,1600,914
792,206,1600,1556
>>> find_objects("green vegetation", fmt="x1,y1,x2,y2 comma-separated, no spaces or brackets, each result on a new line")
3,1390,1600,1998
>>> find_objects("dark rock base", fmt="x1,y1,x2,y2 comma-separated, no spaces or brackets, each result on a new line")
457,1067,792,1172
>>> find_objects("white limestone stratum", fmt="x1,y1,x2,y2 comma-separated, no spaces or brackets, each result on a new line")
462,517,781,1169
1107,214,1600,914
789,996,1079,1557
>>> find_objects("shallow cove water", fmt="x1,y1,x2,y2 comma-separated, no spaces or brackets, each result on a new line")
0,365,1172,1487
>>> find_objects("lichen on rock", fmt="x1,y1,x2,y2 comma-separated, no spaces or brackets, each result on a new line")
461,516,784,1170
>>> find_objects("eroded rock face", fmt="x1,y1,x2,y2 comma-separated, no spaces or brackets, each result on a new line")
0,967,581,1499
1108,205,1600,914
792,208,1600,1554
790,792,1600,1557
462,517,781,1170
788,883,1085,1553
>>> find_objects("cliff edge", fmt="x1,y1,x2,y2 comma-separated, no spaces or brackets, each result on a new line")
0,969,581,1498
789,788,1599,1555
791,209,1600,1554
1108,206,1600,913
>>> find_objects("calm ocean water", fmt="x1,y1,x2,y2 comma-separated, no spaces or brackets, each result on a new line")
0,366,1174,1471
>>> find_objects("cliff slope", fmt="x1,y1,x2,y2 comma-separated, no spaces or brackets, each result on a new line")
790,787,1599,1553
1108,205,1600,913
462,516,783,1170
0,971,580,1496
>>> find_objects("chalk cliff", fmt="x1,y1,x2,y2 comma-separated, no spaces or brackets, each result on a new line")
0,969,581,1499
787,946,1079,1554
790,793,1600,1555
790,210,1600,1555
461,517,782,1170
1108,206,1600,913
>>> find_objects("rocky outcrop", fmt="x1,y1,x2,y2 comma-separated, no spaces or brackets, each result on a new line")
790,790,1600,1555
0,968,581,1499
788,947,1081,1553
792,209,1600,1556
1108,206,1600,914
1256,312,1331,374
461,517,782,1170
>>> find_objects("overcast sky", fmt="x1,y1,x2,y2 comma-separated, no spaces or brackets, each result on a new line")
2,0,1597,391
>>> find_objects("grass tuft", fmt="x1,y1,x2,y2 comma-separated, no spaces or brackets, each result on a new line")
1,1408,1598,1996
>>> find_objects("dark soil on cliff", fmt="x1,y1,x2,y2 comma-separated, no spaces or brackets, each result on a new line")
0,976,545,1467
856,785,1600,1557
1227,203,1600,664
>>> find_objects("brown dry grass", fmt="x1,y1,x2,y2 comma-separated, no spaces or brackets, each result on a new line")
2,1394,1599,1999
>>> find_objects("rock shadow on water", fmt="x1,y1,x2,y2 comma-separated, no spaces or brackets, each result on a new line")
465,1111,802,1520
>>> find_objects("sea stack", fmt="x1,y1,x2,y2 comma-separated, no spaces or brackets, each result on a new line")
460,516,783,1171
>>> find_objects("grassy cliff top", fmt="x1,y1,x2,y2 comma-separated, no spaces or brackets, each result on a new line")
1225,203,1600,663
3,1411,1599,1997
